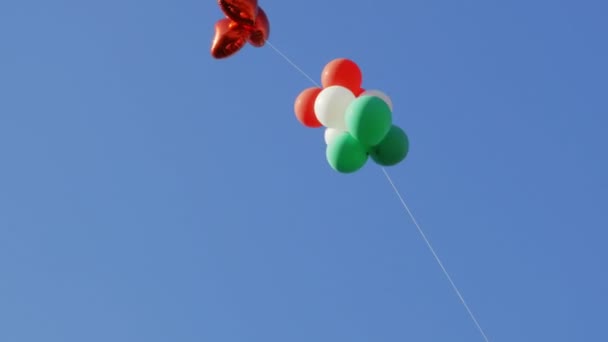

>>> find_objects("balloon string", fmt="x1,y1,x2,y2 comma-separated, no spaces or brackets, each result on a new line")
266,41,320,87
265,41,491,342
381,168,491,342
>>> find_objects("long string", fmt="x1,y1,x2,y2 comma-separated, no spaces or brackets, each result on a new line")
381,168,490,342
265,40,491,342
266,41,320,87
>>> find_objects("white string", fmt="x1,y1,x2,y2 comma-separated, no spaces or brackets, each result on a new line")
266,41,320,87
381,168,490,342
265,40,490,342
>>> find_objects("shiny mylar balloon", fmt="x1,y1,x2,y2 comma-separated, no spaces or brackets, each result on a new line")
247,8,269,47
211,0,270,59
218,0,258,26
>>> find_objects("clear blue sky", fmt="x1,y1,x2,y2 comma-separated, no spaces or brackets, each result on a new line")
1,0,607,341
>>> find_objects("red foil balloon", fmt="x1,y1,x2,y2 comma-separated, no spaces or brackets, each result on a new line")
211,0,270,59
211,19,249,59
218,0,258,26
247,8,269,47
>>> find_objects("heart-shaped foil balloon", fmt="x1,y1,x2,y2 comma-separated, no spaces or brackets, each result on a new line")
247,7,269,47
211,18,249,59
211,0,270,59
218,0,258,26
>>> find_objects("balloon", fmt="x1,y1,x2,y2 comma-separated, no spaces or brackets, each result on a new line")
326,132,368,173
292,57,411,173
370,125,409,166
294,87,323,127
345,95,392,147
218,0,258,26
359,89,393,111
211,19,249,59
211,1,270,59
324,127,344,145
321,58,363,94
314,85,355,130
247,7,269,47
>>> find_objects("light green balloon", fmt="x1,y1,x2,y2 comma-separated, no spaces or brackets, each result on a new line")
326,132,368,173
370,125,409,166
345,95,392,147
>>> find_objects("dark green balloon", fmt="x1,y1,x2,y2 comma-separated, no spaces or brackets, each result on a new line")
326,132,368,173
370,125,409,166
345,95,392,147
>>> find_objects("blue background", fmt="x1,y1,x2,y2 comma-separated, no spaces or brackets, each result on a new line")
1,0,607,341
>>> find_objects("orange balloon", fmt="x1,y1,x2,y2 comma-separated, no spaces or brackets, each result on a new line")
321,58,363,93
294,87,323,128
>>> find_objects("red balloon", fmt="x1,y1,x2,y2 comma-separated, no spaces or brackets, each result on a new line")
211,1,270,59
211,19,249,59
294,87,323,128
218,0,258,26
355,88,366,96
321,58,363,93
247,7,269,47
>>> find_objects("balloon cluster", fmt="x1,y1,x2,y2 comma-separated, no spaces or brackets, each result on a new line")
211,0,270,59
294,58,410,173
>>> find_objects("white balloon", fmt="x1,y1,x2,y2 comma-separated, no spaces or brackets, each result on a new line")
360,89,393,111
314,85,355,130
324,128,345,145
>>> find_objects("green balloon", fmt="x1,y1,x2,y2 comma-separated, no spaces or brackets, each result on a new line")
326,132,368,173
370,125,409,166
345,95,392,147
